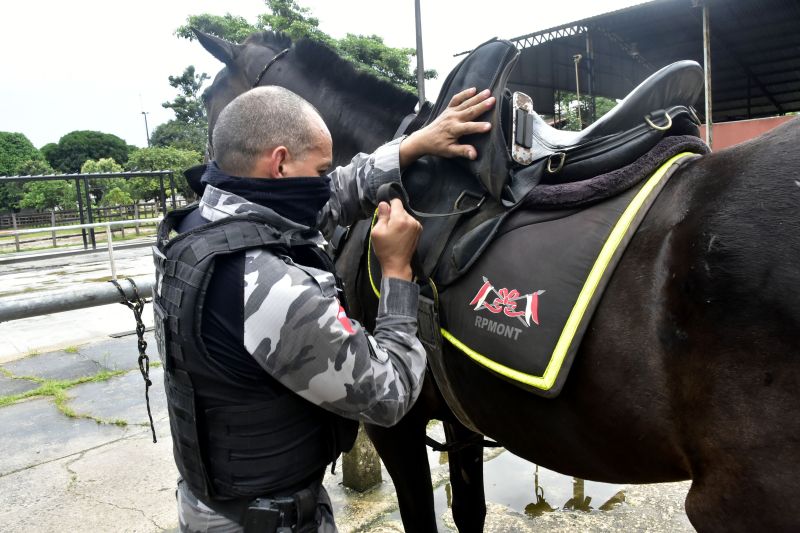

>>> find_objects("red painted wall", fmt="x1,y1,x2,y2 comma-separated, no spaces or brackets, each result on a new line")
700,116,795,150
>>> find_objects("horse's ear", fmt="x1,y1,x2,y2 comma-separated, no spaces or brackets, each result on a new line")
192,29,242,66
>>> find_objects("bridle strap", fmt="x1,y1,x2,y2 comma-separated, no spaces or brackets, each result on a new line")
206,47,291,162
253,47,290,87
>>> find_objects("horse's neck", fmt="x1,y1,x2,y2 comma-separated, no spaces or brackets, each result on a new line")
318,90,409,158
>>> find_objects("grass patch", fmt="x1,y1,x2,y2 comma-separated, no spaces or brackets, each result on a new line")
0,369,127,426
63,346,80,353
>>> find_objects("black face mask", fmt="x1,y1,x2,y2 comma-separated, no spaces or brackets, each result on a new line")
201,163,331,227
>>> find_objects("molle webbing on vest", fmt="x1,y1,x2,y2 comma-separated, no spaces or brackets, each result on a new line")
153,206,357,510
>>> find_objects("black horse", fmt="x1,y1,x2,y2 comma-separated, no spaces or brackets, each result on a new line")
195,30,800,532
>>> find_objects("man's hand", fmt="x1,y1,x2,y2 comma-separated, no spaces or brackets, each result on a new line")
371,199,422,281
399,87,496,169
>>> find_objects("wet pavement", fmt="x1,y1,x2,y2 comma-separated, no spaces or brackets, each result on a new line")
0,247,695,532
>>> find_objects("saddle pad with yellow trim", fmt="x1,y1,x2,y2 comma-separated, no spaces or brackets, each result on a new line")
368,152,698,398
438,152,697,397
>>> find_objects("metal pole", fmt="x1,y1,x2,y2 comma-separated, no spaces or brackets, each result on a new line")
51,210,57,247
414,0,426,107
0,277,154,323
105,223,117,280
702,3,713,147
75,178,88,249
83,175,96,249
168,172,177,210
573,54,583,128
158,176,167,217
134,203,140,235
11,213,20,252
142,111,151,147
585,30,596,124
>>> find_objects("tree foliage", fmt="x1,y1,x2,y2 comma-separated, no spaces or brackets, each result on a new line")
152,65,210,155
20,180,76,211
163,66,209,126
176,13,259,43
256,0,333,45
176,0,433,91
80,158,126,205
0,132,43,176
556,92,618,131
150,119,207,154
0,132,50,211
126,146,203,201
44,131,129,174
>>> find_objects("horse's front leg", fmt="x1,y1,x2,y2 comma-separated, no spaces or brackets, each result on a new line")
365,389,438,533
442,420,486,533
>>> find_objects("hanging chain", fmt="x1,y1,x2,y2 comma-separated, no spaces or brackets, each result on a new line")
111,278,157,443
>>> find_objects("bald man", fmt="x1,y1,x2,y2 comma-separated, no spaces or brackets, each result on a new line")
153,85,494,532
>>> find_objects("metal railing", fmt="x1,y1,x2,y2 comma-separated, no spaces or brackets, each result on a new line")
0,275,154,323
1,218,161,279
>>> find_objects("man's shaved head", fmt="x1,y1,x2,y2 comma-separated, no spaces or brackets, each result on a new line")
212,86,328,177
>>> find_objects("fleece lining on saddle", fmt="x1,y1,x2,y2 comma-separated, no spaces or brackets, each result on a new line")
368,150,704,397
519,135,710,209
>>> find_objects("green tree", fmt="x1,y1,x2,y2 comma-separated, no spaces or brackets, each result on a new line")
126,146,203,201
17,157,75,211
0,132,43,176
337,33,434,91
0,132,48,211
45,131,130,173
556,92,618,131
16,158,55,176
176,13,259,43
81,158,127,205
0,183,24,212
163,66,209,126
100,186,133,207
20,180,76,211
256,0,332,44
176,0,434,91
152,66,210,154
150,119,207,153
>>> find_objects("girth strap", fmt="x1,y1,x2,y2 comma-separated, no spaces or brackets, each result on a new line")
376,181,484,280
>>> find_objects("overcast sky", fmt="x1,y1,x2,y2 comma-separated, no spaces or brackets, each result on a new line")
0,0,644,149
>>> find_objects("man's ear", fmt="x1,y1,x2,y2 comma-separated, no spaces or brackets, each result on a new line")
261,146,289,178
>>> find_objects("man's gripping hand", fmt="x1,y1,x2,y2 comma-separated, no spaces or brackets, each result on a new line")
399,87,496,168
370,199,422,282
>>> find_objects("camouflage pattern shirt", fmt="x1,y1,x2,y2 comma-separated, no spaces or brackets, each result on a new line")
197,137,427,427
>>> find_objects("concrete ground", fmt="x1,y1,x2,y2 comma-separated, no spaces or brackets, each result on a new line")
0,247,695,532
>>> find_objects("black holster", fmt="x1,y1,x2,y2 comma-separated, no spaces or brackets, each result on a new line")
243,486,319,533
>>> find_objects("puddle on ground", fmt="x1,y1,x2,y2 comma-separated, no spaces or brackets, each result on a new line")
390,447,625,530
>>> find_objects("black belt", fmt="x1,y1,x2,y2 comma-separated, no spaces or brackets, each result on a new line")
201,484,320,533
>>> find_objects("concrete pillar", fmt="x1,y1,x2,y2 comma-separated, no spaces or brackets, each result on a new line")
341,424,382,492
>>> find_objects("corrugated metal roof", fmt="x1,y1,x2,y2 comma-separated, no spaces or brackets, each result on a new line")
504,0,800,122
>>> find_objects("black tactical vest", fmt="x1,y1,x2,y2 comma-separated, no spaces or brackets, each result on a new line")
152,204,358,511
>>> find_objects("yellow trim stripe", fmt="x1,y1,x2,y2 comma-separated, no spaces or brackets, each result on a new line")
367,209,381,298
441,152,695,391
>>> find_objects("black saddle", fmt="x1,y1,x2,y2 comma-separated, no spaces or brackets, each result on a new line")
395,37,705,287
427,37,704,204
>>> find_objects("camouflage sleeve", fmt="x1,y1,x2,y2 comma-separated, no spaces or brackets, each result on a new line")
317,137,405,241
242,247,427,427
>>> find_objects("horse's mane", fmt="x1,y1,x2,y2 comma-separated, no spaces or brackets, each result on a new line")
244,31,418,114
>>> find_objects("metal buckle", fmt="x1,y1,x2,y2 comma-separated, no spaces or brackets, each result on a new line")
546,152,566,174
454,190,486,211
644,110,673,131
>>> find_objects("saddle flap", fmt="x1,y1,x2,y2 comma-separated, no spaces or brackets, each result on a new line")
428,37,520,201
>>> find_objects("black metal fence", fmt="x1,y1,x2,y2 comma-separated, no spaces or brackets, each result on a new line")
0,170,181,250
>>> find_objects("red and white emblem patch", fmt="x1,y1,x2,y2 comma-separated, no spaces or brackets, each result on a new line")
469,276,545,327
337,304,355,334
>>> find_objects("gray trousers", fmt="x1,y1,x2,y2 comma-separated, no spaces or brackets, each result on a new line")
176,478,338,533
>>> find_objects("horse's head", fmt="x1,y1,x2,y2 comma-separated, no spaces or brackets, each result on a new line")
194,29,420,167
